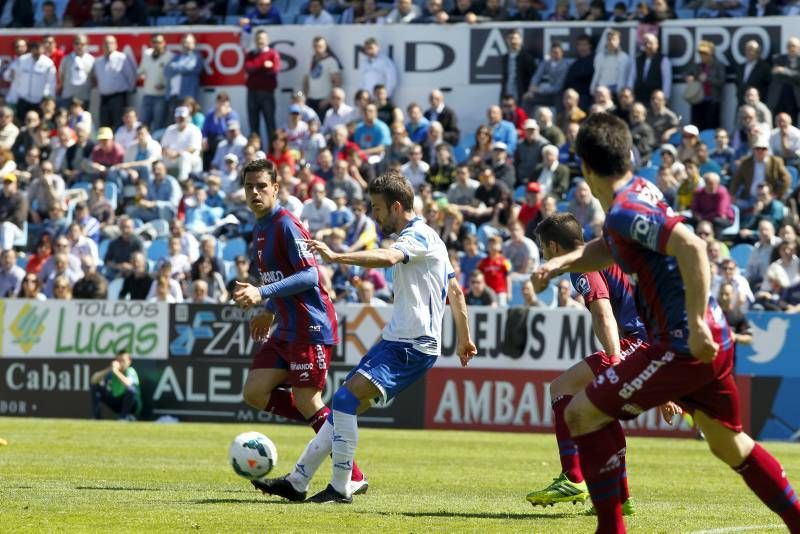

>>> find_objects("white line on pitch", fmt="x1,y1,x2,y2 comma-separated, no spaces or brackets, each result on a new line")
152,409,236,416
689,525,784,534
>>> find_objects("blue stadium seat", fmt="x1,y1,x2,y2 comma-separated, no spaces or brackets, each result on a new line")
536,284,557,308
730,243,754,270
509,276,527,306
556,200,569,212
12,221,28,249
105,182,119,210
668,131,682,146
149,219,171,238
513,185,527,203
70,181,92,194
146,237,169,262
637,166,658,183
16,254,27,269
462,221,477,236
222,237,247,261
721,204,740,237
699,129,716,150
649,150,662,168
107,278,124,300
98,239,110,265
788,166,798,191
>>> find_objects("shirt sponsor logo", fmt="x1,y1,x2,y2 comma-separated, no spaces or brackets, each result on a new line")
260,270,284,284
575,275,591,296
290,362,314,371
295,239,313,259
630,213,659,249
618,351,673,400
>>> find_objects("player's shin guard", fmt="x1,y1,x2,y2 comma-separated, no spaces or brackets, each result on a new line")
574,425,627,534
553,395,583,483
264,386,305,421
287,419,335,492
331,387,360,497
734,443,800,531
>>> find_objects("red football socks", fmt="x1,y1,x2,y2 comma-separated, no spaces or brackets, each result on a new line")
552,395,584,483
574,425,627,534
734,443,800,531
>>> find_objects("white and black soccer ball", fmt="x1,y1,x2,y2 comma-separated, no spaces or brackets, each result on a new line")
229,431,277,480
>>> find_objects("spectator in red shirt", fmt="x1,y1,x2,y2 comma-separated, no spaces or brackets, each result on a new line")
42,34,64,71
501,94,529,138
689,171,733,236
267,130,295,171
516,181,542,227
88,127,124,180
478,234,512,305
244,29,281,139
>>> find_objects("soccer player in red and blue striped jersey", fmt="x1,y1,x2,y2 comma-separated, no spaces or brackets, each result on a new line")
232,159,366,496
527,213,659,513
534,114,800,533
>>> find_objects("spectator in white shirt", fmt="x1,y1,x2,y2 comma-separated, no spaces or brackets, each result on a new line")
745,219,781,287
6,41,56,122
358,37,399,97
159,237,192,285
66,222,99,264
0,107,19,150
301,183,337,235
114,108,141,149
322,87,355,135
771,112,800,168
712,258,755,311
211,120,247,171
93,35,137,131
385,0,421,23
400,144,430,190
57,34,94,108
303,0,336,24
284,105,309,152
589,29,632,97
161,106,203,181
137,33,170,133
303,37,343,116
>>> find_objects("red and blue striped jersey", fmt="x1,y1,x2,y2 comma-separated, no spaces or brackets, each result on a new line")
601,176,733,353
569,264,647,340
255,206,338,345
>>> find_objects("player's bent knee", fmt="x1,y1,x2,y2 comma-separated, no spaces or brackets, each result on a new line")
242,383,269,410
331,387,360,415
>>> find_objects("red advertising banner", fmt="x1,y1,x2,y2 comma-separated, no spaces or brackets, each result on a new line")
0,29,245,87
424,368,743,438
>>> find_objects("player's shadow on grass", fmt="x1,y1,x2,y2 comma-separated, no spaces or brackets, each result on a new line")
365,511,579,520
76,486,158,491
192,498,285,505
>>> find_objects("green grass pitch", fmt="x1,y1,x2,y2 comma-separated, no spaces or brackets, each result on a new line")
0,417,797,532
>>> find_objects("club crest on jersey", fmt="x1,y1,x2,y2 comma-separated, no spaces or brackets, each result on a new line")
630,214,659,249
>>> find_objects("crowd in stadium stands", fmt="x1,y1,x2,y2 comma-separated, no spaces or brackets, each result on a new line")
1,0,800,321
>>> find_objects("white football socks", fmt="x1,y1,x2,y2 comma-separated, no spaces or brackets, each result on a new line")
331,409,358,497
286,420,333,492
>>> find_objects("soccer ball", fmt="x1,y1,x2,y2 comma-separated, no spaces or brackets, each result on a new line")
229,431,277,480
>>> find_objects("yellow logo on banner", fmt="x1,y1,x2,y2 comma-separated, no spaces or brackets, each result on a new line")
9,303,49,353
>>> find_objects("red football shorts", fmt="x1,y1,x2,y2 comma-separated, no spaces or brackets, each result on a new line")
586,340,741,432
583,335,646,376
250,337,332,390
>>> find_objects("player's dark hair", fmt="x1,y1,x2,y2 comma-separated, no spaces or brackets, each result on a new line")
535,213,585,251
575,113,633,178
240,159,278,187
369,170,415,211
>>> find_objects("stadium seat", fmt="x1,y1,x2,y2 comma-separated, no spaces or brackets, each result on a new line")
462,221,477,236
509,274,529,306
721,204,740,237
788,166,798,191
107,278,124,300
105,182,119,211
222,237,247,261
16,254,27,269
668,131,682,146
556,200,569,213
146,237,169,262
149,219,171,238
70,181,92,194
637,166,658,183
730,243,754,270
12,221,28,249
225,260,237,282
513,185,527,203
699,129,716,150
565,185,577,201
97,239,110,265
536,284,557,308
649,150,662,168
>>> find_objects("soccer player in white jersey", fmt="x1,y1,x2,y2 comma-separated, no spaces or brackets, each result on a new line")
252,170,477,504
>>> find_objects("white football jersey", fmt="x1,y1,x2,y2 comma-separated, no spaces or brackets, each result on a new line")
384,216,455,356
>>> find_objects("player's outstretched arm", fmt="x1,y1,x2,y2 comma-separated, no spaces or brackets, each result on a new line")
447,276,478,367
665,223,718,363
531,238,614,292
304,239,405,268
587,298,621,357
